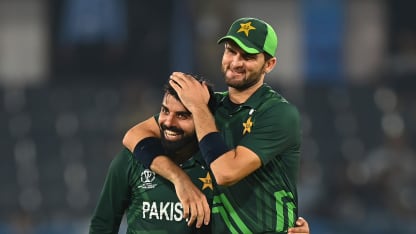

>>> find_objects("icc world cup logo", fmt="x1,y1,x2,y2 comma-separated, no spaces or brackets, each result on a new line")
141,169,155,183
138,169,157,189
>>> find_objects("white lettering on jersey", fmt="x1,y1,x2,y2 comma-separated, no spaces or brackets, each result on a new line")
149,202,159,219
174,202,183,221
160,202,170,220
142,201,184,222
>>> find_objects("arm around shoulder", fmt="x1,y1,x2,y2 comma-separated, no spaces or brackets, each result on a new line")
209,146,261,186
122,116,161,152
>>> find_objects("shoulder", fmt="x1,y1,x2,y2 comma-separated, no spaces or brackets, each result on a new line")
253,88,300,128
109,148,135,170
259,89,299,116
106,148,147,184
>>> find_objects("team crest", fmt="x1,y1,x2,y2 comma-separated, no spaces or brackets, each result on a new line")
243,116,253,135
138,169,157,189
198,172,213,191
237,22,256,37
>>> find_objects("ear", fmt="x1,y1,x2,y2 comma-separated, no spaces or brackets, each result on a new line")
264,57,277,74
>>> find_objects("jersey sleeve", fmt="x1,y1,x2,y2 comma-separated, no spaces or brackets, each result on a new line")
89,149,132,234
240,102,301,165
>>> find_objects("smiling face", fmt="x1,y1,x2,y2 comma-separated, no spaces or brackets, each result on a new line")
158,93,197,155
221,41,276,91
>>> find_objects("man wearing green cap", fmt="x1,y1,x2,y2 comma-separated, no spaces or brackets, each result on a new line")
123,17,306,233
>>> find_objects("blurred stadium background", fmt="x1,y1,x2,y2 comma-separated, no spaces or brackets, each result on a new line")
0,0,415,233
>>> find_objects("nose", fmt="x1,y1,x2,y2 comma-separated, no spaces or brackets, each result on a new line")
163,113,175,127
230,54,243,68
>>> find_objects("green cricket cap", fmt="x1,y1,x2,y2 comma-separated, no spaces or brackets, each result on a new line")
218,17,278,57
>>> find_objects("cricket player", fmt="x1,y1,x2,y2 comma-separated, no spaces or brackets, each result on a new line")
89,81,215,233
123,17,306,233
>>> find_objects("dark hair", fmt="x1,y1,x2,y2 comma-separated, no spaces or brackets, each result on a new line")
224,40,274,61
163,75,217,114
264,52,273,62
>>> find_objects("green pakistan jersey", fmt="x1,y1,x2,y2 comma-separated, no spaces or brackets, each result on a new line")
90,148,213,234
211,84,301,234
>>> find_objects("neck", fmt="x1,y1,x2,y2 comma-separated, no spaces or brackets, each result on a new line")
171,143,199,164
228,81,263,104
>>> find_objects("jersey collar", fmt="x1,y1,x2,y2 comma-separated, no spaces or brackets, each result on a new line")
179,152,207,169
217,83,274,111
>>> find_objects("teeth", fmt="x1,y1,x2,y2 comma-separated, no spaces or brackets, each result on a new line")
165,130,179,136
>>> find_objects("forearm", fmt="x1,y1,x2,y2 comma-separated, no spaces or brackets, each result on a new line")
150,156,190,184
124,116,191,183
151,156,211,227
209,146,261,186
122,117,160,152
190,105,218,141
189,105,246,185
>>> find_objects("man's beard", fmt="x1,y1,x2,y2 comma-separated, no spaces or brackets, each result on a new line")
224,64,265,91
160,125,198,156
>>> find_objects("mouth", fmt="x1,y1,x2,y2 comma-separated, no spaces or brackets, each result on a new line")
227,68,245,77
163,129,182,140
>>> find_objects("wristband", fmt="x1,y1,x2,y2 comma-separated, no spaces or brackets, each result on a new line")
133,137,165,168
199,132,230,165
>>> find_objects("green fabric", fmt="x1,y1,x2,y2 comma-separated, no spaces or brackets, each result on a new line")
89,148,213,234
211,84,301,233
218,17,278,57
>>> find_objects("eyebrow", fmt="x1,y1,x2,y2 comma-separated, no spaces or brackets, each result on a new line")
161,104,192,116
178,111,192,117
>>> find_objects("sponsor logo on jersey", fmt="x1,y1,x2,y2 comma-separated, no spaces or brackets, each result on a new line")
138,169,157,189
142,201,184,221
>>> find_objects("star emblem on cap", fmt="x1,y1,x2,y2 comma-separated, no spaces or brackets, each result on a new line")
237,22,256,37
199,172,213,191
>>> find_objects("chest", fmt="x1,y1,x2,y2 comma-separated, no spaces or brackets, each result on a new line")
131,166,214,201
215,106,256,147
